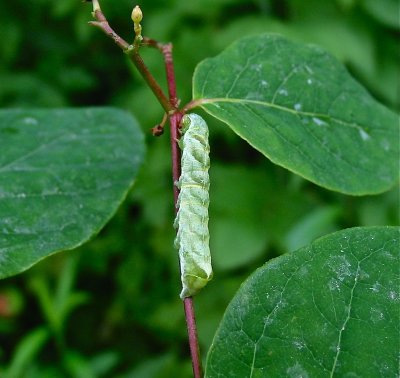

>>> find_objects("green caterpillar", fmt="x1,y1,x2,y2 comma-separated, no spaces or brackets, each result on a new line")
174,113,213,299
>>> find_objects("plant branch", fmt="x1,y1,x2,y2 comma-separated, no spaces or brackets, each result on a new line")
163,42,182,204
183,99,206,112
161,42,203,378
142,36,165,51
89,8,175,113
127,49,175,113
87,2,203,375
184,298,203,378
162,43,179,109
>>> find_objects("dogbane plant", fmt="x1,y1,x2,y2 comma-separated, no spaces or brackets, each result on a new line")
0,2,398,377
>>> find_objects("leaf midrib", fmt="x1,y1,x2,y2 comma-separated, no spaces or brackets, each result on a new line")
199,97,375,135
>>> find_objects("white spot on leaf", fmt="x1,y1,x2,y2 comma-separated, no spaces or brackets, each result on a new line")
388,291,397,301
312,117,328,127
370,308,385,323
327,255,353,282
287,362,309,378
370,282,381,293
23,117,38,125
328,278,341,292
263,315,275,326
359,129,370,141
380,139,390,151
292,339,305,350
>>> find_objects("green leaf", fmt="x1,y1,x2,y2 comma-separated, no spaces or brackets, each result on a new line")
205,226,399,377
5,327,50,378
0,107,145,278
63,350,96,378
193,34,399,195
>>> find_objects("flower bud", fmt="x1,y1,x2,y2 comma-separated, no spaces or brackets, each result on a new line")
131,5,143,24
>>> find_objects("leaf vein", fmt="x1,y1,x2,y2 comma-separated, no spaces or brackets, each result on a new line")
200,97,387,134
0,134,68,173
330,263,360,377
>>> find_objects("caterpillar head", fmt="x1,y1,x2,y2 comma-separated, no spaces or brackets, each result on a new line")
180,114,192,134
180,113,209,138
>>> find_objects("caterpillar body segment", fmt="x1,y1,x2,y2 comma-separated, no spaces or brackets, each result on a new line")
174,113,213,299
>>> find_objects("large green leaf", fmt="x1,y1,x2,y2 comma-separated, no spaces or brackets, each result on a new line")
193,34,399,195
0,108,145,278
205,226,399,377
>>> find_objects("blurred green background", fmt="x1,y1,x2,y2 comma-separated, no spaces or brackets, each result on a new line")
0,0,398,376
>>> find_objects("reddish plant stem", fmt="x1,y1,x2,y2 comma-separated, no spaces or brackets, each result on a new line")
89,10,174,113
130,51,175,113
162,43,203,378
142,36,164,50
184,298,203,378
163,42,182,204
169,112,182,205
89,10,128,49
161,43,179,109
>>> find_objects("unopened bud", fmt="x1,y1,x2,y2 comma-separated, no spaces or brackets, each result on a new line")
91,0,100,12
151,124,164,136
131,5,143,24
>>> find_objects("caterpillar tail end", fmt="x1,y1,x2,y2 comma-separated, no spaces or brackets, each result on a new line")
180,271,213,300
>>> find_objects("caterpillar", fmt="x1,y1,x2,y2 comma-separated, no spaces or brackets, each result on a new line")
174,113,213,299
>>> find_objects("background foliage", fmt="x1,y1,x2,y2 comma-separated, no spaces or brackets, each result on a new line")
0,0,398,376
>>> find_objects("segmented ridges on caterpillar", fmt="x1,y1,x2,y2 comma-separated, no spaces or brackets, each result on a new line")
174,113,213,299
